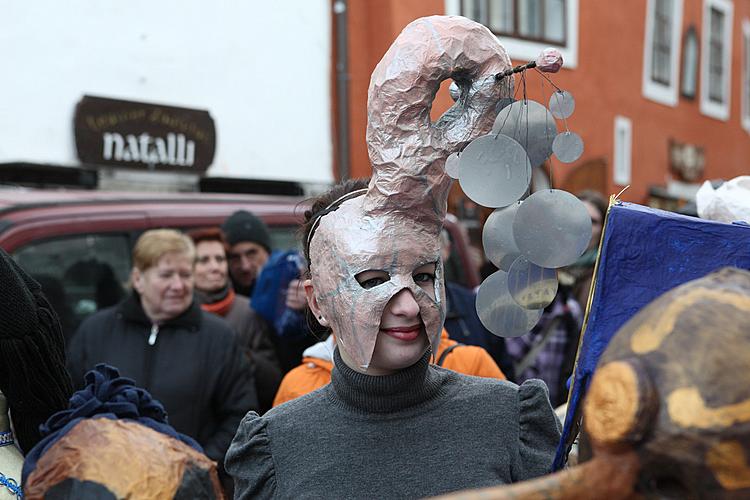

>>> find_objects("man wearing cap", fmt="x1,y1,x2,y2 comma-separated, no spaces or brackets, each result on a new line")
221,210,272,297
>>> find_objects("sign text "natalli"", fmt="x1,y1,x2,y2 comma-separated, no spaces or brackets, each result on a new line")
102,132,195,167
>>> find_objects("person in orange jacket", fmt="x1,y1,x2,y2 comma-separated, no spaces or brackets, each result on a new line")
273,329,505,407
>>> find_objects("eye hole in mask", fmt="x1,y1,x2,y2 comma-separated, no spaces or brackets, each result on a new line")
355,270,392,290
355,264,438,291
413,264,437,286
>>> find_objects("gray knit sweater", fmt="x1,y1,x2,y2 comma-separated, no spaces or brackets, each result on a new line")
226,349,561,499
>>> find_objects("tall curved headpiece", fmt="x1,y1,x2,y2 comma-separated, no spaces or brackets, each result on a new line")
309,15,512,368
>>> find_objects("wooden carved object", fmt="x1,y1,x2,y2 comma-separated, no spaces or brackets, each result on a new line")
25,418,223,499
433,267,750,499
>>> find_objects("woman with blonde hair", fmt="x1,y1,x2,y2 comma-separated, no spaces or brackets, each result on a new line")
68,228,257,471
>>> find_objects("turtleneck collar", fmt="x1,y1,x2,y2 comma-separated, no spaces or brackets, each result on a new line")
329,347,445,413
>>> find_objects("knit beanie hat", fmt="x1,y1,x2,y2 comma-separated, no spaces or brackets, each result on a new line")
221,210,272,252
0,249,73,453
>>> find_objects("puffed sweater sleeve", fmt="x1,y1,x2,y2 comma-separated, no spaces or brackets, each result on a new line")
225,412,277,500
512,379,561,481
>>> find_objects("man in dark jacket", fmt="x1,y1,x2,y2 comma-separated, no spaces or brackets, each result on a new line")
444,281,516,380
67,229,257,466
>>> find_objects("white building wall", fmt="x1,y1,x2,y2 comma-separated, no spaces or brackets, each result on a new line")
0,1,333,184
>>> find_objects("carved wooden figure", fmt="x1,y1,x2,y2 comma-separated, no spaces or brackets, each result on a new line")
434,267,750,499
24,418,223,499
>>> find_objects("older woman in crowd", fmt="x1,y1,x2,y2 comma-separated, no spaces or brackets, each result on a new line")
67,228,257,468
187,227,283,413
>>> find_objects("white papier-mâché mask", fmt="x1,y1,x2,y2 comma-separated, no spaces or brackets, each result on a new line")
309,15,513,369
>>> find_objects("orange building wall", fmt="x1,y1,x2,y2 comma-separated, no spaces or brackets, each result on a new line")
346,0,448,181
342,0,750,203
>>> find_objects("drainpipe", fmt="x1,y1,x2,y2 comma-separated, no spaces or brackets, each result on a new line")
333,0,350,180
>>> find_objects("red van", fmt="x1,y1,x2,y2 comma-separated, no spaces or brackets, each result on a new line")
0,188,479,339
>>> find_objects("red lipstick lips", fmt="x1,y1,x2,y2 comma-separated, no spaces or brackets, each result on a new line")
381,324,421,341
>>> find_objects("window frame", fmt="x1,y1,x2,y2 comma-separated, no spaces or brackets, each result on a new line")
613,116,633,187
642,0,684,106
446,0,579,68
486,0,567,46
680,26,700,98
12,231,135,338
742,19,750,132
699,0,733,121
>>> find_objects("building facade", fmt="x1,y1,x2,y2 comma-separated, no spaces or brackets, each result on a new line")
3,1,748,204
339,0,750,211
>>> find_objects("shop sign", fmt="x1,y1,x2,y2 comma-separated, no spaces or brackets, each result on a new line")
74,95,216,172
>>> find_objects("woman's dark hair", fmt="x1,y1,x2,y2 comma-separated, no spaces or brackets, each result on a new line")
301,177,370,268
297,178,369,339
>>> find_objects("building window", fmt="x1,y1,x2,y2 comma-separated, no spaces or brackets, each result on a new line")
446,0,579,67
468,0,566,45
700,0,733,121
614,116,632,187
708,7,726,102
742,20,750,132
642,0,683,106
681,26,699,98
652,0,674,84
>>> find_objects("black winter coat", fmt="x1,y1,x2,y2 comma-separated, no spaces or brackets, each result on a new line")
67,293,258,463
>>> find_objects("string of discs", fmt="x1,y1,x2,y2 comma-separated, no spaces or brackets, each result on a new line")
449,60,592,337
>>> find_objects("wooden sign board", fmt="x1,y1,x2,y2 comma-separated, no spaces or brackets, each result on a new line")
74,95,216,173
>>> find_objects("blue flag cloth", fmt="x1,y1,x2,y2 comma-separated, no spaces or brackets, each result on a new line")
554,202,750,469
23,364,202,485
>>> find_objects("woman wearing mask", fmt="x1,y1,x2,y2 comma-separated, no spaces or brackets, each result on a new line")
226,16,560,499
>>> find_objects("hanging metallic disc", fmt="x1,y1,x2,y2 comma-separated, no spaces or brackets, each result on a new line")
491,99,557,168
458,134,531,208
513,189,592,268
482,202,521,271
549,90,575,119
552,131,584,163
445,152,460,179
507,256,558,309
476,270,543,338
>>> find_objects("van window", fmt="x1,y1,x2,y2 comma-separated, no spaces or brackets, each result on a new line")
13,233,132,341
268,227,301,253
